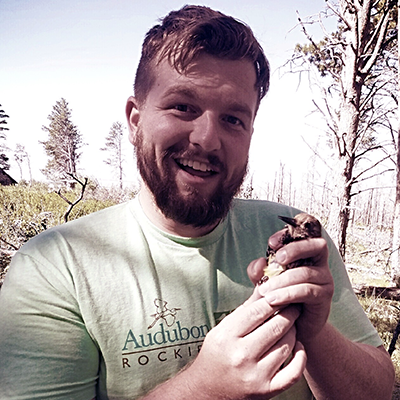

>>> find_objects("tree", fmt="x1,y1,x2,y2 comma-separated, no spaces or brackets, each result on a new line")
100,121,125,189
40,98,83,186
391,2,400,285
289,0,398,259
0,104,10,171
0,104,9,137
14,144,32,184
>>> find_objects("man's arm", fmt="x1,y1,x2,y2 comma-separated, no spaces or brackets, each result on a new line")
304,324,394,400
249,235,395,400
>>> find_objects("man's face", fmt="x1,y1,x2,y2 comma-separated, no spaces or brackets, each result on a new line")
127,54,258,228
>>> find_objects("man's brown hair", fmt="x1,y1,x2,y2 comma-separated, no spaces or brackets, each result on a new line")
134,5,270,106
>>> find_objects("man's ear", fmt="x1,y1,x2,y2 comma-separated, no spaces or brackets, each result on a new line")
126,96,140,146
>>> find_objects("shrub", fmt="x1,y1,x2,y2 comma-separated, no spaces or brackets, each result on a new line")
0,182,138,285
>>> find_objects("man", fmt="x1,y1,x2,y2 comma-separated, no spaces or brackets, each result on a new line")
0,5,394,400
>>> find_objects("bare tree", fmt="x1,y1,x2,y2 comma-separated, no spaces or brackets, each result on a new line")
391,2,400,285
14,144,32,184
288,0,398,259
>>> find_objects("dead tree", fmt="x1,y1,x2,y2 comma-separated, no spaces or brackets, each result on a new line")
56,174,88,222
391,1,400,286
288,0,398,259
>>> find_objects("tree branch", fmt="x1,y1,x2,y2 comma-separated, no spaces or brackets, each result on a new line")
56,174,88,223
0,237,19,251
353,154,394,181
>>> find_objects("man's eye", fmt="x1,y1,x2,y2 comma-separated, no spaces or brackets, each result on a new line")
225,115,243,126
174,104,189,112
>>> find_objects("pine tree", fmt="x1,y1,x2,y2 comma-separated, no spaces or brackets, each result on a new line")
0,104,10,170
40,98,83,186
100,121,125,189
0,104,9,138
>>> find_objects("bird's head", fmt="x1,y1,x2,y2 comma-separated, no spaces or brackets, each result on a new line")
278,213,322,239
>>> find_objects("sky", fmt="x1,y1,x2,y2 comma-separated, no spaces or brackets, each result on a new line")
1,0,335,192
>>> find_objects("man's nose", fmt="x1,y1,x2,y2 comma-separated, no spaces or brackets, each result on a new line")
189,112,221,152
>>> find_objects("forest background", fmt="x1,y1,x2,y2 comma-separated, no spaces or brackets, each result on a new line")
1,0,400,397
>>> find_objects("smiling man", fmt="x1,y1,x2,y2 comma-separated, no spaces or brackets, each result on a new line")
127,54,257,236
0,5,395,400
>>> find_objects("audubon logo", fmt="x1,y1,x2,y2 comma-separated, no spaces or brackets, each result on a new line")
121,298,209,368
148,299,181,329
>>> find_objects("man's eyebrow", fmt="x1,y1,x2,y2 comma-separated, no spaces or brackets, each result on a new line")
162,86,200,100
162,86,254,119
227,102,254,120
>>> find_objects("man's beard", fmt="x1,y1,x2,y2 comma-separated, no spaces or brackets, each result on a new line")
135,129,247,229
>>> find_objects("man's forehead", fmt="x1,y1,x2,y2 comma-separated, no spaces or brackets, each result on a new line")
153,55,258,105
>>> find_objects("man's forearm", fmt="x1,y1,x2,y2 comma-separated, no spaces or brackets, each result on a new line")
303,323,395,400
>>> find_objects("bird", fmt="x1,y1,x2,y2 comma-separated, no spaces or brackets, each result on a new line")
259,212,322,284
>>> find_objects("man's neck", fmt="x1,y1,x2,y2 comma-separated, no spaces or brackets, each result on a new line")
138,188,220,238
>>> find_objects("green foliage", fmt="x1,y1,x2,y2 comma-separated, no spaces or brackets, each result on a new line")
0,104,9,137
0,154,10,171
0,181,138,286
294,30,344,79
0,182,132,250
0,104,10,170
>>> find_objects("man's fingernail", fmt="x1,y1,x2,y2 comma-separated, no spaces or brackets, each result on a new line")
258,281,271,296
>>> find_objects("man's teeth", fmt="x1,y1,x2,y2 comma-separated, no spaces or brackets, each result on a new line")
178,158,213,172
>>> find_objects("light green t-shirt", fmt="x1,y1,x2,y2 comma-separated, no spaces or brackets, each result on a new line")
0,198,382,400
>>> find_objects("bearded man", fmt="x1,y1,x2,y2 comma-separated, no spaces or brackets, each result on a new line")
0,5,394,400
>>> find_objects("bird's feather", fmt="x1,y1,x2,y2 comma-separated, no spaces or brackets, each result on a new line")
262,212,322,279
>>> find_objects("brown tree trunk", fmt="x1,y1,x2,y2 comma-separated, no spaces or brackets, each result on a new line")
327,0,364,259
390,4,400,286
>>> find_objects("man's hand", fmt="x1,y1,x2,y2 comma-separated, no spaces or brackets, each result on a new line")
187,298,307,399
142,294,307,400
247,229,334,343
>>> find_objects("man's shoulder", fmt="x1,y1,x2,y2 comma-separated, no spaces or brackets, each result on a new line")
55,200,132,233
231,198,300,219
226,198,302,238
21,201,135,252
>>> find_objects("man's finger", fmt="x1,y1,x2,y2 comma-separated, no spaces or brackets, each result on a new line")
247,257,267,285
268,341,307,394
220,297,279,337
275,237,328,266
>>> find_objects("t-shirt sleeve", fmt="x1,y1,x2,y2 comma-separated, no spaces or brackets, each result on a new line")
0,249,99,400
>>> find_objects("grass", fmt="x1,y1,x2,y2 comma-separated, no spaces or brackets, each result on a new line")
347,268,400,399
346,223,399,398
357,294,400,399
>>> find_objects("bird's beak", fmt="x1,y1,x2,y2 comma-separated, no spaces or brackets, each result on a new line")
278,215,297,227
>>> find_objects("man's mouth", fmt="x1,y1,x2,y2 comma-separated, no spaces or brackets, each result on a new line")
176,158,218,177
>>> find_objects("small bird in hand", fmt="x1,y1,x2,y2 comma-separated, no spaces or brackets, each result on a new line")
259,212,322,284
